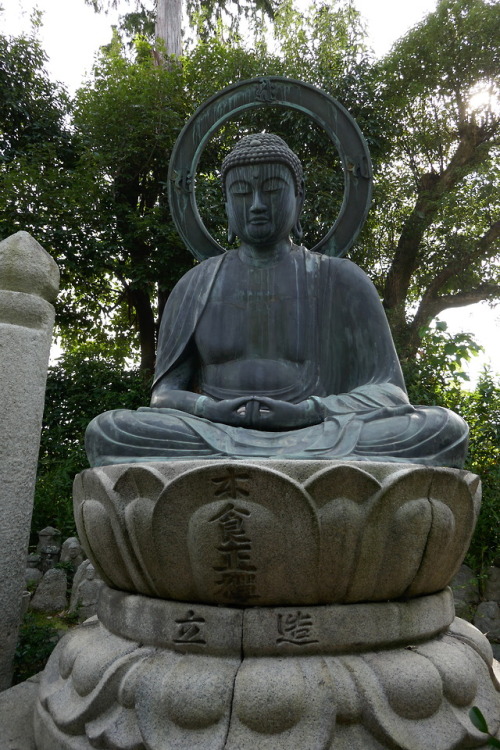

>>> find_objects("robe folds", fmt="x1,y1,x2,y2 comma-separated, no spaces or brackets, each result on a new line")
85,247,468,468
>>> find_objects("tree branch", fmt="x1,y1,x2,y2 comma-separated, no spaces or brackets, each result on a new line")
436,284,500,309
404,283,500,359
383,119,499,324
419,220,500,304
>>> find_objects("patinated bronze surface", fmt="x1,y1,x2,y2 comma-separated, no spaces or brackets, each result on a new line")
86,131,468,467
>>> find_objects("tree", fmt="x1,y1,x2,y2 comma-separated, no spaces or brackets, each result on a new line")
0,27,72,164
360,0,500,361
0,26,76,232
84,0,279,58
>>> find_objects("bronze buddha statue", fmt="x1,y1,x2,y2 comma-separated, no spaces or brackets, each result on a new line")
85,134,468,467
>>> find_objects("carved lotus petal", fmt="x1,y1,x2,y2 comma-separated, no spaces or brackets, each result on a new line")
73,460,480,605
36,613,500,750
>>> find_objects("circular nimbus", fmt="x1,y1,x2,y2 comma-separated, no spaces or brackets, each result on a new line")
168,76,373,261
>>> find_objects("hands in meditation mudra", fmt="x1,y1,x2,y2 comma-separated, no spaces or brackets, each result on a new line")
85,134,468,467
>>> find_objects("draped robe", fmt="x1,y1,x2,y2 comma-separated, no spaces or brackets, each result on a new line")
85,247,468,467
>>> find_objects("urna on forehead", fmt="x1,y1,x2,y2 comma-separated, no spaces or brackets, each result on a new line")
221,133,303,195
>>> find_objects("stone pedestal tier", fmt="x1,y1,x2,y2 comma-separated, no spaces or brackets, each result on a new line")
72,460,481,605
35,588,500,749
34,460,499,749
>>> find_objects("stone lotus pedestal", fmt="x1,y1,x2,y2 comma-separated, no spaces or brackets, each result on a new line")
34,460,500,749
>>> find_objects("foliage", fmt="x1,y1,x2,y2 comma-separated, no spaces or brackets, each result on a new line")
404,331,500,573
0,28,72,163
13,612,70,685
1,3,379,376
33,348,150,539
3,0,496,374
460,372,500,572
403,319,483,404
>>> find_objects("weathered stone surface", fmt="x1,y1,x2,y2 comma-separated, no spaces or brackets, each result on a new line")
74,461,480,605
485,566,500,602
36,460,494,749
99,587,244,655
0,231,59,302
20,590,31,617
0,231,58,690
34,606,500,750
39,544,60,572
474,601,500,642
0,673,39,750
97,586,453,656
242,589,454,656
30,568,67,613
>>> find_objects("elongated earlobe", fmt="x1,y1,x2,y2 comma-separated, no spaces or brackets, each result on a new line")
292,180,305,241
292,219,303,241
228,227,236,244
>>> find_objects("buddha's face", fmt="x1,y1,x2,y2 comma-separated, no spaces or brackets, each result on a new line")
225,163,301,247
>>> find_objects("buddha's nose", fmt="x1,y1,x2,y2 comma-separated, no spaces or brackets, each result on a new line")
250,190,266,212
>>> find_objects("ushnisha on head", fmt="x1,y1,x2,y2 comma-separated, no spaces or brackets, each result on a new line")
221,134,305,245
221,133,304,198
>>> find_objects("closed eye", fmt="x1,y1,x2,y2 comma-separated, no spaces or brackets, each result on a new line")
229,181,251,196
262,177,288,193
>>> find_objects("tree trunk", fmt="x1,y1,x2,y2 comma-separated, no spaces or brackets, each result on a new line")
127,287,157,377
156,0,183,57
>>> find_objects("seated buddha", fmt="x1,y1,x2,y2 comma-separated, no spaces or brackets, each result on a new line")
85,134,468,468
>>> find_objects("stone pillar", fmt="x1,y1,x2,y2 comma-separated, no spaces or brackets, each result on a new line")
0,231,59,690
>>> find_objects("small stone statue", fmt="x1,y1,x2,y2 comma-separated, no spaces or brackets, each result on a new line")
37,526,61,553
86,134,468,468
25,553,43,586
30,568,67,613
69,560,104,622
60,537,85,569
39,545,60,573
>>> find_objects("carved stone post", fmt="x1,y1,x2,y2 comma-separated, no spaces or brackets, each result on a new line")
0,231,59,690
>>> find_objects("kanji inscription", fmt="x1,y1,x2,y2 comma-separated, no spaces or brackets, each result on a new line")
174,610,207,645
210,502,258,602
276,611,319,646
211,468,250,499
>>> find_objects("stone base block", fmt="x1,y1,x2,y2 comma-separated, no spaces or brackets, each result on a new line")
34,589,500,749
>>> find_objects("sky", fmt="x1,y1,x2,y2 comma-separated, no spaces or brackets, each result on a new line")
1,0,499,383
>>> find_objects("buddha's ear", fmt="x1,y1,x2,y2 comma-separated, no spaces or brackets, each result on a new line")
226,205,237,244
296,179,305,214
292,180,305,241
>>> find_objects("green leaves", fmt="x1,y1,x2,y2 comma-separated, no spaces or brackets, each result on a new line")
469,706,500,746
34,347,151,537
382,0,500,104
